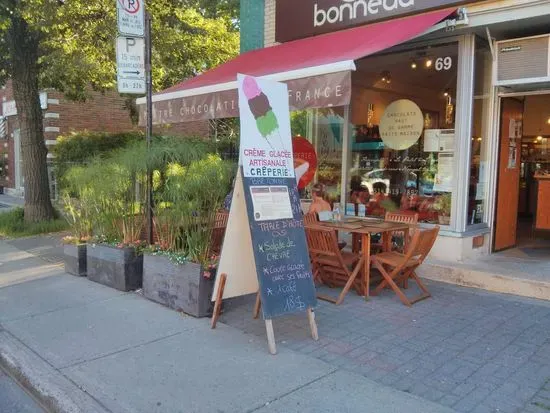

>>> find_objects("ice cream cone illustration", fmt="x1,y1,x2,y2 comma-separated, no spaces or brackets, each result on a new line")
243,76,285,149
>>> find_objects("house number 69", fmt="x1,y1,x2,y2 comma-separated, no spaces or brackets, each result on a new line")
435,57,453,71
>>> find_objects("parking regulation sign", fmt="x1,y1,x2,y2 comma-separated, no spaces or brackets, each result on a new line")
117,0,144,37
116,37,146,94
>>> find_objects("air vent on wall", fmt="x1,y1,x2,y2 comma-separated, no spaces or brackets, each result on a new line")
496,34,550,86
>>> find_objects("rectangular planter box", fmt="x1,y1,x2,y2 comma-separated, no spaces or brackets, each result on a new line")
87,244,143,292
64,243,87,277
143,254,215,318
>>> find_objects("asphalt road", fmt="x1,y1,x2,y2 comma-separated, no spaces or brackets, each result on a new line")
0,369,45,413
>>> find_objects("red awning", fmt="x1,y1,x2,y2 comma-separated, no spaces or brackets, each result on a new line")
138,8,455,125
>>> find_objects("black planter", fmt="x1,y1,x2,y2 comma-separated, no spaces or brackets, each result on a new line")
143,254,215,318
87,244,143,292
64,243,87,277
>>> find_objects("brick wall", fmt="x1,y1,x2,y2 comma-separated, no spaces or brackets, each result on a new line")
0,82,15,189
0,81,137,191
153,120,209,138
264,0,277,47
53,90,135,136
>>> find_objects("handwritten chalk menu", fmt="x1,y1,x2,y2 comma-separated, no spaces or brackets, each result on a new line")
242,174,317,318
238,74,317,319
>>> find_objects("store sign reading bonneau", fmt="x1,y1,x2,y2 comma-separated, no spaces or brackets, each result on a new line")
275,0,477,43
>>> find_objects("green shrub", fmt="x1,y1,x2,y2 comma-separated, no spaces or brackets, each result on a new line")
154,154,233,265
53,131,144,187
62,136,217,246
0,208,68,238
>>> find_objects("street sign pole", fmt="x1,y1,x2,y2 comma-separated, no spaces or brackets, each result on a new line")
116,0,152,244
145,10,153,245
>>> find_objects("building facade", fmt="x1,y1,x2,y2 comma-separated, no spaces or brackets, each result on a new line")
139,0,550,271
0,81,137,197
248,0,550,263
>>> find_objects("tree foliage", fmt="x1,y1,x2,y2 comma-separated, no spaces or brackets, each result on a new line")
187,0,239,23
0,0,239,222
0,0,239,97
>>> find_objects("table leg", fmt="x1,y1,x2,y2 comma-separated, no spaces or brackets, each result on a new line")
403,228,410,289
362,233,371,299
382,231,391,252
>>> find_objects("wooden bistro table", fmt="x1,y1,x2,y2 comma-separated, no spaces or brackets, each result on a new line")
315,218,415,299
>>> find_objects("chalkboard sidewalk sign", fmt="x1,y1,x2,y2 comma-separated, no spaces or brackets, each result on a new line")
211,75,319,354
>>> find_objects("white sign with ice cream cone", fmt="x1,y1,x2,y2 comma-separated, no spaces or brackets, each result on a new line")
212,75,319,355
239,75,295,179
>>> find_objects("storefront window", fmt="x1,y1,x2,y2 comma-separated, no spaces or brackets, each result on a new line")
468,39,492,225
347,42,459,224
291,108,344,206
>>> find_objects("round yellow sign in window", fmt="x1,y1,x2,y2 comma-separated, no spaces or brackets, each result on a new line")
379,99,424,150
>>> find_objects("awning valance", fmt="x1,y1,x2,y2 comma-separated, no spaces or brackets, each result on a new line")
138,8,455,125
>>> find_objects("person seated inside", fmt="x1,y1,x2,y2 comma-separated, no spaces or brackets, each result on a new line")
369,182,388,216
308,183,332,215
349,175,370,206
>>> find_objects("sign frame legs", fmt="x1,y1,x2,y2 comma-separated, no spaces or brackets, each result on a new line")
307,308,319,341
253,291,261,319
254,294,319,354
265,319,277,355
210,273,227,329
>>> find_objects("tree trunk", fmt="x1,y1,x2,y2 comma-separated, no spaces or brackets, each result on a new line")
8,16,55,223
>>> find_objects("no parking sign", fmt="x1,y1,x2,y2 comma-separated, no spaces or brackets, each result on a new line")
117,0,145,37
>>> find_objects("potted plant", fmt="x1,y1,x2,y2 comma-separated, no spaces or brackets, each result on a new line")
61,192,93,276
433,193,452,225
83,147,147,292
143,154,233,317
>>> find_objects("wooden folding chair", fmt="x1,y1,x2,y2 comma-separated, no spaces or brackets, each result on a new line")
385,212,418,250
303,212,319,225
305,225,364,305
370,211,419,253
209,211,229,255
370,226,439,307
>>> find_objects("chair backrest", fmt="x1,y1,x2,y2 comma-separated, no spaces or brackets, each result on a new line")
303,212,319,226
209,212,229,255
214,211,229,228
385,211,419,225
305,225,350,272
404,226,440,263
305,226,339,256
385,211,419,242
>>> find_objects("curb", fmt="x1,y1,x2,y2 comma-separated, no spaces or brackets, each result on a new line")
419,262,550,301
0,198,23,208
0,331,109,413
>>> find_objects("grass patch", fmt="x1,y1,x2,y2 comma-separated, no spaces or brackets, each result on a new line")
0,207,69,238
533,401,550,411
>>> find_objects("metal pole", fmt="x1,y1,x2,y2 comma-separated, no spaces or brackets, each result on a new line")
145,11,153,245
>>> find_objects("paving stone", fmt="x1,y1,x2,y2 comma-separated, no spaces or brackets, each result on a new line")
525,405,550,413
221,282,550,413
439,394,462,407
469,404,501,413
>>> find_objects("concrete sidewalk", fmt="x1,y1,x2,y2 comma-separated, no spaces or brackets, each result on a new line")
0,240,456,413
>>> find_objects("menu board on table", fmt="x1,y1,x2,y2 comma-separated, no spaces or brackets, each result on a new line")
213,74,317,335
